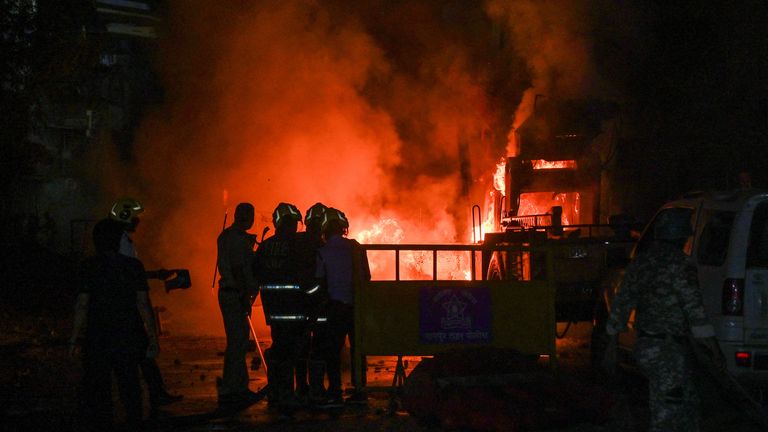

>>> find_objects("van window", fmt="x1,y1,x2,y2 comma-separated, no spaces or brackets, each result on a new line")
747,202,768,267
697,210,735,266
635,207,695,256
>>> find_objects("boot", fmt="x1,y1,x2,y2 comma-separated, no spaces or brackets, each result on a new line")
264,348,279,408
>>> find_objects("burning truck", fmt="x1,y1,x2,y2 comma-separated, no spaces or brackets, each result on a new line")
355,98,637,380
479,98,636,336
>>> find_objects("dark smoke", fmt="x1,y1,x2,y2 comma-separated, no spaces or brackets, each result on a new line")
128,0,622,335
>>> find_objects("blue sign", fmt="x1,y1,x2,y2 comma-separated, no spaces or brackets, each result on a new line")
419,286,491,344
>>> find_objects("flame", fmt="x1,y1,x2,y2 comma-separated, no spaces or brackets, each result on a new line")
123,1,601,337
356,218,405,244
518,191,580,225
532,159,576,169
480,191,496,240
356,218,473,281
465,158,506,244
493,158,506,194
356,218,404,280
354,158,580,280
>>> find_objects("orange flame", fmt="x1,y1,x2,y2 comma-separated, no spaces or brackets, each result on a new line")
533,159,576,169
532,159,577,169
518,191,580,225
493,158,506,194
356,218,405,244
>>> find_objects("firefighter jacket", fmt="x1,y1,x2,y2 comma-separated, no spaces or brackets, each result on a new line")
606,241,715,339
294,231,324,289
216,226,257,295
254,233,306,324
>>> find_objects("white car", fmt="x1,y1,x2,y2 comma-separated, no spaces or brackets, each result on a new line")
614,189,768,379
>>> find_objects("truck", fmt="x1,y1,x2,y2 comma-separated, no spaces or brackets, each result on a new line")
477,98,637,346
352,99,641,390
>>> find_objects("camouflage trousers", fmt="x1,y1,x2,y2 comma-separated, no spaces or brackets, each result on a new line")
635,336,700,432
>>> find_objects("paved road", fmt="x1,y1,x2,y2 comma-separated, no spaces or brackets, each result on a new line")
1,317,766,431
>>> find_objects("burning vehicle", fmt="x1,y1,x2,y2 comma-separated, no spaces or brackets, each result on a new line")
353,98,637,374
478,98,636,337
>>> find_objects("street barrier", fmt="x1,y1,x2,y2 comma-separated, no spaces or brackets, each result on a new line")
352,243,556,390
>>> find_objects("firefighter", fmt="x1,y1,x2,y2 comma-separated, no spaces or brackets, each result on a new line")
69,218,158,430
108,197,183,409
314,207,371,407
109,198,173,281
216,202,261,406
294,202,328,403
253,202,306,412
602,209,724,432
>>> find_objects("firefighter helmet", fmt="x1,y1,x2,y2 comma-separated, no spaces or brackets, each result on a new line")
272,202,302,229
305,202,328,224
109,197,144,224
653,208,693,240
321,207,349,233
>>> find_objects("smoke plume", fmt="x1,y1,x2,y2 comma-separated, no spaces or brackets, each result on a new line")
486,0,604,155
126,0,606,335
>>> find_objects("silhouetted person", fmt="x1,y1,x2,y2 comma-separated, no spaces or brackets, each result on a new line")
216,202,260,406
69,219,159,430
109,197,182,409
314,208,371,407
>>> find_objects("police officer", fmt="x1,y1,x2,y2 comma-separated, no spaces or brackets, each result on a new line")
603,208,723,432
294,202,328,402
253,202,306,412
314,208,371,407
108,197,182,408
216,202,260,406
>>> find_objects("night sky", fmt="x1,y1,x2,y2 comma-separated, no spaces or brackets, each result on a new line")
605,1,768,217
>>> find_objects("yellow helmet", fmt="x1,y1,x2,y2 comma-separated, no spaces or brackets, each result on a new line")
272,202,302,229
109,197,144,223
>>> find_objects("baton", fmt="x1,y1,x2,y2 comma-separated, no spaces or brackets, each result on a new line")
211,209,229,294
247,313,268,374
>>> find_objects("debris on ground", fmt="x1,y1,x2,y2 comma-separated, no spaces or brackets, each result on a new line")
401,347,614,431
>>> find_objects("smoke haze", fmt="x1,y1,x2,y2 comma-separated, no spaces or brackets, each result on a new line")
124,0,614,335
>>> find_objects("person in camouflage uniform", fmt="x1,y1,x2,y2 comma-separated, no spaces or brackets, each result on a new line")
603,208,722,432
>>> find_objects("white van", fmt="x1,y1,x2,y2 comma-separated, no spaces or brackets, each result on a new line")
624,189,768,378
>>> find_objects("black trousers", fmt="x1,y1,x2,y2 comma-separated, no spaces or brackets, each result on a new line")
82,347,142,430
295,336,310,394
218,290,251,396
267,321,305,403
314,301,354,397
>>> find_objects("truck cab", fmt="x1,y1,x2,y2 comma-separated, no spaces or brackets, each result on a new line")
481,98,636,329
